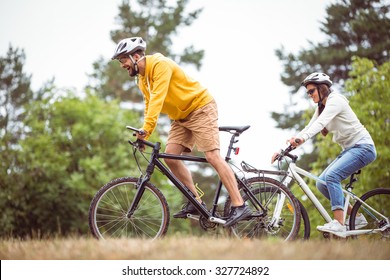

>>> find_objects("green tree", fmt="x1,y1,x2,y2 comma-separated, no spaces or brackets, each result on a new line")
88,0,204,102
276,0,389,92
0,45,32,136
0,45,32,173
1,88,149,237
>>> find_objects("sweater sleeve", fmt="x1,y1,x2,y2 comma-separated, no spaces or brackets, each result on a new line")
297,96,342,141
142,61,173,137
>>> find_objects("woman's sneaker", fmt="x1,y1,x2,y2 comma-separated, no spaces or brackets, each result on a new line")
345,214,368,230
317,219,346,238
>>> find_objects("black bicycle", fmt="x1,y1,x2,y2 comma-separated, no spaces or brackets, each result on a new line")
88,125,301,240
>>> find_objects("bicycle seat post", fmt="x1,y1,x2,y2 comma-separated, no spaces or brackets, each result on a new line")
345,170,360,191
225,133,239,161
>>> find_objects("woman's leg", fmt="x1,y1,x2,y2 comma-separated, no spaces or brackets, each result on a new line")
320,145,376,223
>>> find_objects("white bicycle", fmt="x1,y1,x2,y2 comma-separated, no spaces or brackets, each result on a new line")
241,144,390,240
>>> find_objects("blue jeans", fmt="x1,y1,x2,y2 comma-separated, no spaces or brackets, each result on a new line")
316,144,376,211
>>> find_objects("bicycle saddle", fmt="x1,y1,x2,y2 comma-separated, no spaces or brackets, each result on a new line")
219,125,250,134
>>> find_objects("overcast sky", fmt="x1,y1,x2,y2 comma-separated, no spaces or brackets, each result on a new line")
0,0,333,168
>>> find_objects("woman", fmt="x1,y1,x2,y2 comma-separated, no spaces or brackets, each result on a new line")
275,72,377,237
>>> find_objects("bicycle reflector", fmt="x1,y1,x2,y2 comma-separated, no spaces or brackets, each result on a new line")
235,147,240,155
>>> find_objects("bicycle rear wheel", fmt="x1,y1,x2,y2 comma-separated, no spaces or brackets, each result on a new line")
349,188,390,240
224,177,301,241
89,177,170,240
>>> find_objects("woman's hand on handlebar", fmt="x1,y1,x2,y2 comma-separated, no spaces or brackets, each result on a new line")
271,152,280,164
271,137,304,164
287,137,305,148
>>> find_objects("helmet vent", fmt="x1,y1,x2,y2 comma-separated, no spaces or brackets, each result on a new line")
119,42,127,51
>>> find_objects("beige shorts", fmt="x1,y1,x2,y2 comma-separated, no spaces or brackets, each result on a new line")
167,99,220,152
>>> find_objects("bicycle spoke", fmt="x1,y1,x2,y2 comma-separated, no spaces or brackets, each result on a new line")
89,178,169,240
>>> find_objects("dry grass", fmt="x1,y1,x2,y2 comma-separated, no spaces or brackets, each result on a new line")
1,236,389,260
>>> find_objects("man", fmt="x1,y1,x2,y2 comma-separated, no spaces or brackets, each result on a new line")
111,37,251,227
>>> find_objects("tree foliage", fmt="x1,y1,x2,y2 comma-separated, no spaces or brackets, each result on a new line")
0,45,32,145
1,88,139,236
276,0,389,92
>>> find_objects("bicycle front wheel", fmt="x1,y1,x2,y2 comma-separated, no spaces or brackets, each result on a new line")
89,177,170,240
349,188,390,240
225,177,301,241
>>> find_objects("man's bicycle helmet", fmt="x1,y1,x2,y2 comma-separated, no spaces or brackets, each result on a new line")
301,72,333,87
111,37,146,60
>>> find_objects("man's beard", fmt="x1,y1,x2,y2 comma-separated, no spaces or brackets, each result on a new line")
128,67,138,77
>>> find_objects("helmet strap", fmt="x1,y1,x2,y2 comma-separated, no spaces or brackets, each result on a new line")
129,55,145,75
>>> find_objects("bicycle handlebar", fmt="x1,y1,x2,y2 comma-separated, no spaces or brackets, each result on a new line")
126,126,157,149
274,142,299,163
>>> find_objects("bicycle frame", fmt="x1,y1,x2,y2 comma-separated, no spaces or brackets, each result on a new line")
284,162,389,237
126,125,267,226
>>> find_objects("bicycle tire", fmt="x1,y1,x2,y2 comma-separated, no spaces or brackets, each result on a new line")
224,177,301,241
349,188,390,240
89,177,170,240
298,200,311,240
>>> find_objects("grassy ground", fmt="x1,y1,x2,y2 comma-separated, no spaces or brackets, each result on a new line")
1,236,389,260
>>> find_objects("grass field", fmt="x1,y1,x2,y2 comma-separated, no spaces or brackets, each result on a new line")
1,236,389,260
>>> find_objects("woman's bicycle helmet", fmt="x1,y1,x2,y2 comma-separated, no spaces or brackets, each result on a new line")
111,37,146,60
301,72,333,87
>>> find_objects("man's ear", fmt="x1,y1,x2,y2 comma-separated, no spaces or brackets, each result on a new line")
133,53,141,60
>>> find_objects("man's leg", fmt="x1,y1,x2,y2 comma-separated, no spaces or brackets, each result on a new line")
164,143,201,201
205,149,251,227
205,149,243,206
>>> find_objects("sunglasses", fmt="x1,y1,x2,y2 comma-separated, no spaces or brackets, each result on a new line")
306,88,316,96
117,56,129,64
118,57,127,63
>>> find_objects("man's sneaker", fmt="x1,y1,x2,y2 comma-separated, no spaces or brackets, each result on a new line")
317,219,346,238
223,204,252,227
345,214,368,230
173,201,206,218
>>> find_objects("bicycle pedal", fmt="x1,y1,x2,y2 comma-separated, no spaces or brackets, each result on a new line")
187,214,200,221
209,216,226,225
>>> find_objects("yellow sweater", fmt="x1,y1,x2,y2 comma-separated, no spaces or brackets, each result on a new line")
138,53,213,137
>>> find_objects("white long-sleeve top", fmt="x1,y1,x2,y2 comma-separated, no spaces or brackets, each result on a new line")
297,90,374,150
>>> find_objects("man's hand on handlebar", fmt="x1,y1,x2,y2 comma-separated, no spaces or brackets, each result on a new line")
136,129,147,138
136,129,147,151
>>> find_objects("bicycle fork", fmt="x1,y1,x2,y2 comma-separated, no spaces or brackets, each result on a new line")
269,193,286,228
268,175,294,228
126,175,150,218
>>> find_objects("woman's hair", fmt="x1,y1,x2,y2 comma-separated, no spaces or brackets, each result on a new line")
317,84,331,115
317,84,331,136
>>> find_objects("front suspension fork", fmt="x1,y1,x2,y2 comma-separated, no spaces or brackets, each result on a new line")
126,175,150,218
